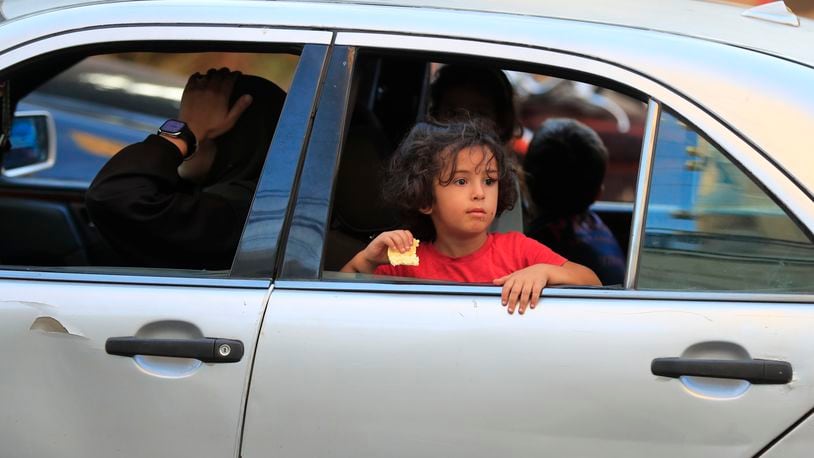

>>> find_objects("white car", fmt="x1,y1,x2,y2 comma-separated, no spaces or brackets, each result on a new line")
1,1,813,457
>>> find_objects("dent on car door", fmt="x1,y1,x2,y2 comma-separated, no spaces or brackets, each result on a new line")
0,39,329,457
244,47,814,458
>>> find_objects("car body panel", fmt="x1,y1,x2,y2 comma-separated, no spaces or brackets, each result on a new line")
762,412,814,457
3,0,813,66
245,284,814,457
320,0,814,65
0,277,269,458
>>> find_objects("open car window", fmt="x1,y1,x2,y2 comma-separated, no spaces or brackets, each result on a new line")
320,51,647,287
0,49,300,276
12,52,298,184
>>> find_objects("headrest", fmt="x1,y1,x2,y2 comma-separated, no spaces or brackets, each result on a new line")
333,111,398,235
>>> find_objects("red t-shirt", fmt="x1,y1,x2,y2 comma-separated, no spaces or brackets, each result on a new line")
374,231,567,283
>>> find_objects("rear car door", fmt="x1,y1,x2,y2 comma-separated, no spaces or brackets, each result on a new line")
0,7,331,457
241,15,814,458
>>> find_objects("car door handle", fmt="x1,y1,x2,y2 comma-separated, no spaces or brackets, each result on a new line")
106,337,244,363
651,357,792,384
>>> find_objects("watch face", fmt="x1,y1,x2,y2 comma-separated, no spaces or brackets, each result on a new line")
160,119,185,134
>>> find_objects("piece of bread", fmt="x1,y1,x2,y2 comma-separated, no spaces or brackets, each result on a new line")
387,239,420,266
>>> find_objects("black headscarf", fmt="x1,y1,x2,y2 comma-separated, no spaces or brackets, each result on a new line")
204,74,286,197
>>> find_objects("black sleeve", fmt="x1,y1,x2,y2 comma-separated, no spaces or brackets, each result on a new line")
86,135,250,269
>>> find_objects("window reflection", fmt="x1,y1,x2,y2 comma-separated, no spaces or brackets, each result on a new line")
638,111,814,292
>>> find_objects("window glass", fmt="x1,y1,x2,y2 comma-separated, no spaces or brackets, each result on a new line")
14,52,298,184
0,50,298,273
638,110,814,292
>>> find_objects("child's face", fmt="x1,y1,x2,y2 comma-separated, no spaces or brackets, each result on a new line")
421,145,499,240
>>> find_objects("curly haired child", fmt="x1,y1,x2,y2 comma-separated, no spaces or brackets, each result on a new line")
341,120,600,314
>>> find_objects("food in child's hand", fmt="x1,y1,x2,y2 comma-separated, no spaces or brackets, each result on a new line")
387,239,420,266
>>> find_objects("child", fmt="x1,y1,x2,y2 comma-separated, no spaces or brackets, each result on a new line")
523,119,626,286
341,120,600,315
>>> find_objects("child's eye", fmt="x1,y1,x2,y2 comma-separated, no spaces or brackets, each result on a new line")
484,178,497,186
454,178,467,186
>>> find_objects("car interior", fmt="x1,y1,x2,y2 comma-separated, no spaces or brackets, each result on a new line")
322,51,647,285
324,53,429,271
0,46,299,272
0,46,646,284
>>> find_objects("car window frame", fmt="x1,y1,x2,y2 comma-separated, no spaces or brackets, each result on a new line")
231,44,331,279
279,45,356,280
0,25,333,285
275,33,814,302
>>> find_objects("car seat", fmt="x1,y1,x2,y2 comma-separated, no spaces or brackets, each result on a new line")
323,56,429,271
0,196,89,266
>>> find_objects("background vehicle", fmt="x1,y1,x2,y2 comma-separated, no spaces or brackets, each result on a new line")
13,56,178,183
0,1,813,457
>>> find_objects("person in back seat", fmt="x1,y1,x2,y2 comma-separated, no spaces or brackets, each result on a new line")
86,68,285,270
428,63,520,146
341,120,600,315
523,118,625,285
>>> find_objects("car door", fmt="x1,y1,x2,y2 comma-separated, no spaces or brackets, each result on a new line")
0,11,332,458
242,24,814,458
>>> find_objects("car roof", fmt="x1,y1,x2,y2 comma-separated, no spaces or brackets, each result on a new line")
314,0,814,67
2,0,813,65
4,0,810,67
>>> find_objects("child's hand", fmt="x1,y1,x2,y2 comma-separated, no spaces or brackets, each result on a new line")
362,230,415,266
493,262,601,315
340,230,415,273
493,264,551,315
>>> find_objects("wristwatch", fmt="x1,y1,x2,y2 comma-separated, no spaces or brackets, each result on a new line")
158,119,197,159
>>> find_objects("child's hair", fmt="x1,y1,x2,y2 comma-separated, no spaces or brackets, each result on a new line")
382,120,518,240
524,118,608,218
429,64,519,144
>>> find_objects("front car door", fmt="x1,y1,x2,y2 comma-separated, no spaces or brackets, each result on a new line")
0,3,331,456
242,5,814,457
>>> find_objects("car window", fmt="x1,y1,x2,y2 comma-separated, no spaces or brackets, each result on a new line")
637,109,814,292
13,52,298,184
0,49,300,275
321,52,645,286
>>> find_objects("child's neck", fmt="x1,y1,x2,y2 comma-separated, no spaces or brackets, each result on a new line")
433,231,489,258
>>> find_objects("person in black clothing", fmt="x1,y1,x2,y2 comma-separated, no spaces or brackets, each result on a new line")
523,118,626,286
428,63,519,145
86,68,286,270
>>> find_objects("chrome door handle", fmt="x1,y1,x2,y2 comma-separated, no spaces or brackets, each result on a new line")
106,337,244,363
651,357,792,384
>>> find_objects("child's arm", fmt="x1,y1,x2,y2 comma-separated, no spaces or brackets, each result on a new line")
493,261,601,315
340,230,415,273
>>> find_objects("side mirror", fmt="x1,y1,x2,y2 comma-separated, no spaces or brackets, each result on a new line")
2,110,56,177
